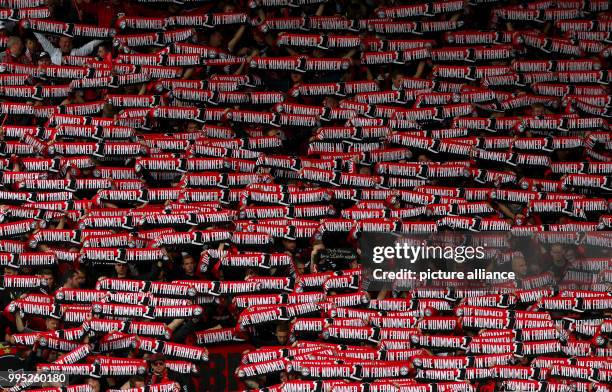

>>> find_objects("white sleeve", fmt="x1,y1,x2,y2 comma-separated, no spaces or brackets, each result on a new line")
34,32,62,65
33,32,58,56
71,39,104,57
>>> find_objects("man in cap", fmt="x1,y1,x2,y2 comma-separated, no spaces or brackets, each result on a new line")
36,51,51,66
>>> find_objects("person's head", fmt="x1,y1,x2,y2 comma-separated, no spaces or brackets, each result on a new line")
45,317,60,331
391,71,405,90
276,323,289,345
3,266,17,275
417,154,431,162
253,30,265,45
58,36,73,54
150,354,166,375
40,269,55,289
85,377,101,392
244,267,257,279
282,238,297,253
290,72,303,84
181,253,195,275
102,103,115,118
209,31,223,47
531,103,545,116
25,37,38,52
244,379,260,389
185,121,199,132
128,376,145,388
114,262,128,278
47,350,59,362
75,268,87,287
323,96,338,108
280,371,289,383
61,269,79,289
311,48,324,59
511,254,528,278
550,244,565,266
564,248,577,264
358,166,371,175
36,51,51,66
7,36,23,57
97,43,111,60
223,3,236,12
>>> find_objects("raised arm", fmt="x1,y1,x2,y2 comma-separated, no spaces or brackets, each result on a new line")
14,311,26,333
227,25,246,54
71,39,104,57
33,32,59,56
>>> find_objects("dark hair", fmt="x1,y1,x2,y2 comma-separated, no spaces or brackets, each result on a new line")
61,269,78,284
391,69,405,80
129,376,145,387
97,43,112,53
276,323,289,333
75,266,87,275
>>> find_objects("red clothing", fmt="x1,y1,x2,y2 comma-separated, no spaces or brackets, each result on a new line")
101,51,113,64
96,2,117,27
148,370,171,385
1,50,26,64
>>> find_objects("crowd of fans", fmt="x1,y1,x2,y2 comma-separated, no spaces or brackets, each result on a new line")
0,0,610,390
